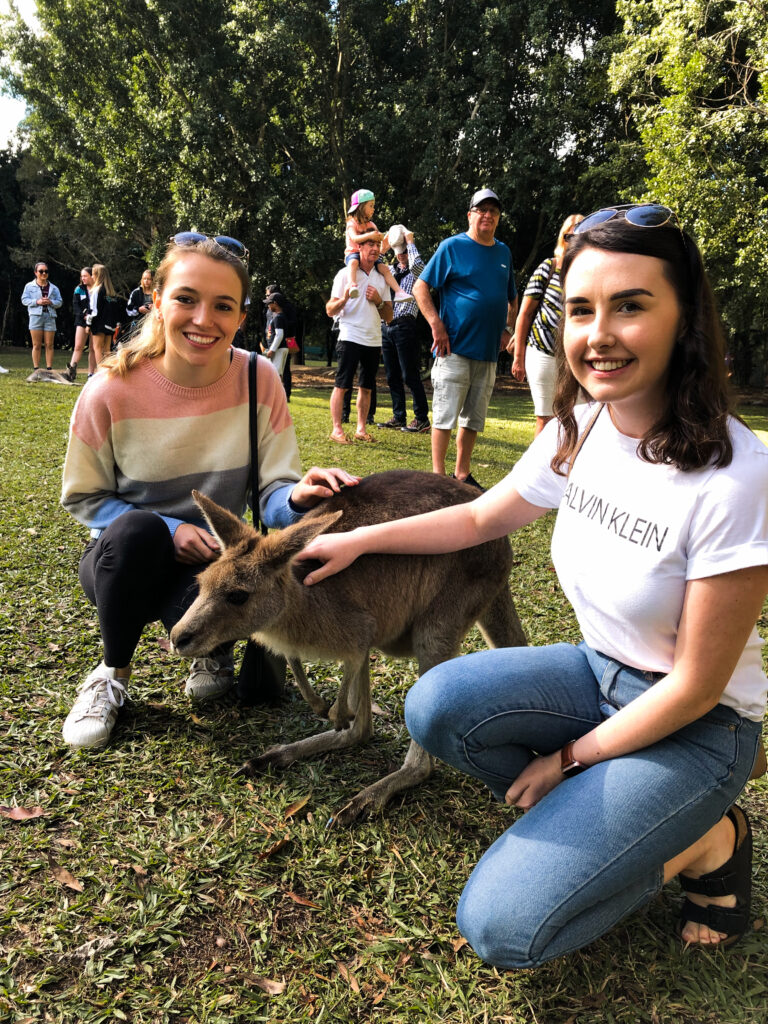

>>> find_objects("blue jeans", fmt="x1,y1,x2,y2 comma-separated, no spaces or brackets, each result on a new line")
383,318,428,422
404,642,761,968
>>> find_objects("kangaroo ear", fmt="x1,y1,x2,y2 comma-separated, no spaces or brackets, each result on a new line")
192,490,254,549
263,510,344,564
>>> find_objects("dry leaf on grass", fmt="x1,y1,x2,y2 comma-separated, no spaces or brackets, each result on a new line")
258,836,291,860
283,795,311,820
51,866,84,892
285,891,321,909
336,962,360,993
451,937,468,952
246,975,286,996
0,805,45,821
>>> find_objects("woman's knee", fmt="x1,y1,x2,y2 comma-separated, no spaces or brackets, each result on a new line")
456,878,539,969
405,661,465,755
97,510,174,568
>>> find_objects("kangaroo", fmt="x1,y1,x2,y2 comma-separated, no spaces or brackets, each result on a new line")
171,469,527,824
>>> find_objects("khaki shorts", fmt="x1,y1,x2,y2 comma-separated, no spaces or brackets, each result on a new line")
431,352,496,431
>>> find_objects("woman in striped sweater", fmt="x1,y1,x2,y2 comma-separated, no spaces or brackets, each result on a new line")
61,234,356,749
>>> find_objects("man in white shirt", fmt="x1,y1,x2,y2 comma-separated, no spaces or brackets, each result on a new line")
326,239,393,443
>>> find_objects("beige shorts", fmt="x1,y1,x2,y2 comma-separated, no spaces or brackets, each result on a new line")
431,352,496,431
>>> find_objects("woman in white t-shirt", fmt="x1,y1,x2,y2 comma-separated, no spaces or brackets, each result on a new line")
297,206,768,965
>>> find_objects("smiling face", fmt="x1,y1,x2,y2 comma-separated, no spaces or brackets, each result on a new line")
359,199,375,220
154,252,246,387
80,269,93,287
562,247,683,437
35,264,49,282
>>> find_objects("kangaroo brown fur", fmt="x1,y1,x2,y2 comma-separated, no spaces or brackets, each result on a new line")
171,469,527,823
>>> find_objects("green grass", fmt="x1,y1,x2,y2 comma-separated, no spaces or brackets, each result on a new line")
1,349,767,1024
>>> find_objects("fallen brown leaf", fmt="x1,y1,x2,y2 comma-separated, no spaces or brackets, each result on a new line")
336,962,360,993
51,866,84,892
0,805,45,822
258,836,291,860
451,937,468,952
247,975,286,996
285,891,321,909
54,838,77,848
283,795,311,820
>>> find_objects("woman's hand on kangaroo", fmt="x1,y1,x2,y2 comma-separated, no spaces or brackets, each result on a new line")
297,531,362,585
174,523,221,565
291,467,360,510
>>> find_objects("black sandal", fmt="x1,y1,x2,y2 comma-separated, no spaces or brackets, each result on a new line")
678,805,752,948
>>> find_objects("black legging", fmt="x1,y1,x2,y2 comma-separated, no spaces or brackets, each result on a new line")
79,510,204,668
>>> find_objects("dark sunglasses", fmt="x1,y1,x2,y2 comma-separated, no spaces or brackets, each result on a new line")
573,204,680,235
36,269,49,274
170,232,249,263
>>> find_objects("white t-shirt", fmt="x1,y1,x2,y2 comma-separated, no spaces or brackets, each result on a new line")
510,405,768,720
331,265,388,347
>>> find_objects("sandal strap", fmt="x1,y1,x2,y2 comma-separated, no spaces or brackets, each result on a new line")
680,897,749,936
679,870,739,897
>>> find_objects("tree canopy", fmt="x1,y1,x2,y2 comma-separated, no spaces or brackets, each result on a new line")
612,0,768,379
1,0,622,312
2,0,768,382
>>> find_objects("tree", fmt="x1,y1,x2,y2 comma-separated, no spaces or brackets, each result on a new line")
611,0,768,383
1,0,626,328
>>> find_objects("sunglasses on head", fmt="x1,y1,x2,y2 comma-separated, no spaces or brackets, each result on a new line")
573,204,680,235
170,231,249,263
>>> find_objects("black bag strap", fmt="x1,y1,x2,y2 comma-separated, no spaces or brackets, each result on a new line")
567,403,604,479
248,351,268,536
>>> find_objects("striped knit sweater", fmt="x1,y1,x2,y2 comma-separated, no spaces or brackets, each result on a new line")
61,348,304,538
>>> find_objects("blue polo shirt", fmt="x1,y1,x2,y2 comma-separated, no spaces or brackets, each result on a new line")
420,233,516,362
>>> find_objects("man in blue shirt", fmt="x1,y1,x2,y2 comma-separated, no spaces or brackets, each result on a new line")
413,189,517,488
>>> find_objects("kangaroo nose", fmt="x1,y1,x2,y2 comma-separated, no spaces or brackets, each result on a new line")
170,626,192,652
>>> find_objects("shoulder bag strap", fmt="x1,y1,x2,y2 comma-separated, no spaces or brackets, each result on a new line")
248,351,268,536
567,403,604,479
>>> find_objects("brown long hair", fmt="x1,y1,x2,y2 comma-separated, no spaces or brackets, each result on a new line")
102,238,250,377
551,217,733,474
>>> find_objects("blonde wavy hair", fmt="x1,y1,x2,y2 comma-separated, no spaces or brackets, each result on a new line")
92,263,117,297
553,214,584,262
102,238,250,377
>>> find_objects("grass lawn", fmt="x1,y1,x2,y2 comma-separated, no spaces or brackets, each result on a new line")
1,349,767,1024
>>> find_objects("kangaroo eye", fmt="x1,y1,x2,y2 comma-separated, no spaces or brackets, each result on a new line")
226,589,250,606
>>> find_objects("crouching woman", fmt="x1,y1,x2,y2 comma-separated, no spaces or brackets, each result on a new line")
298,207,768,961
61,233,357,749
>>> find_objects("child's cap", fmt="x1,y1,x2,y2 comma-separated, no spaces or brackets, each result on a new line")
349,188,375,213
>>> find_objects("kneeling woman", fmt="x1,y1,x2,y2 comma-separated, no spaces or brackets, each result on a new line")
61,234,356,749
298,207,768,961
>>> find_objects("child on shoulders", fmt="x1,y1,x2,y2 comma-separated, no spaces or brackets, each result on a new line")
344,189,409,301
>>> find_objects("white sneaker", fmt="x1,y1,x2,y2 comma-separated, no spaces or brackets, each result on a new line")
62,664,127,749
184,654,235,701
348,286,360,299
